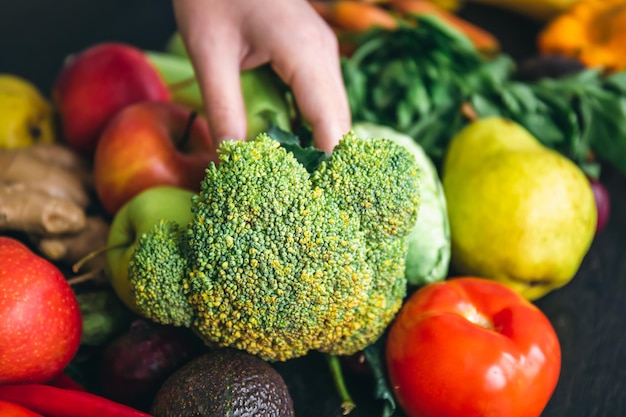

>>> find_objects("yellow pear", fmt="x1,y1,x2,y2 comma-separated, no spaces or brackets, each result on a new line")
0,74,56,149
442,117,597,300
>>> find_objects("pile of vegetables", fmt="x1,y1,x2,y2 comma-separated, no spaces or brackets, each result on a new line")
2,1,626,417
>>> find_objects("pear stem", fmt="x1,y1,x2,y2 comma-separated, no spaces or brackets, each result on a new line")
461,101,479,121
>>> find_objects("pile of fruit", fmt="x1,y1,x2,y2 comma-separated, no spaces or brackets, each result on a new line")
0,1,621,416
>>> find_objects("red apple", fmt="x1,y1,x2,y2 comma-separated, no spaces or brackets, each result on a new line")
0,237,82,384
52,42,171,155
93,101,218,215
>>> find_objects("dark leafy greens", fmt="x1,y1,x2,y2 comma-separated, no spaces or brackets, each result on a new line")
341,14,626,178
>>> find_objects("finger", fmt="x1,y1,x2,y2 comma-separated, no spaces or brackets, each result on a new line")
312,66,352,153
194,46,248,143
173,0,248,142
287,63,351,153
271,36,351,152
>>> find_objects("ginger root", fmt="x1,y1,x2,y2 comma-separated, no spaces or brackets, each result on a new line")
0,144,92,208
1,144,111,285
0,182,86,234
1,143,102,250
0,144,94,235
22,143,94,189
35,216,110,264
33,216,111,286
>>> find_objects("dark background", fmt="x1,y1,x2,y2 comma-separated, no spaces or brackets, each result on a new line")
1,1,624,416
0,0,177,94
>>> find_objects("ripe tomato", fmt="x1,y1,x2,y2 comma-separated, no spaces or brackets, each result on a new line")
386,277,561,417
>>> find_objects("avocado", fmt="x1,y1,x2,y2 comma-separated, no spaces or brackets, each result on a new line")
151,348,295,417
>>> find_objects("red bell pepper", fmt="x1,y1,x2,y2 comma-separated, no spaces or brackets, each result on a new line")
0,400,44,417
46,372,86,392
0,384,152,417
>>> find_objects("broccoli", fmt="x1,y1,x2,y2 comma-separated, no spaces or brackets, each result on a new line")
128,132,420,361
352,122,451,286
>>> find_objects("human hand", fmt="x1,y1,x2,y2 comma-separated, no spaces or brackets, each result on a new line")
173,0,351,152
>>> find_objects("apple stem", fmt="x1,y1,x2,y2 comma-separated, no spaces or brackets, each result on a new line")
71,243,126,274
176,111,198,149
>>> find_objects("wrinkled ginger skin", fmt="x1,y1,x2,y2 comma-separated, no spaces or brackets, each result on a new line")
0,147,90,208
130,133,421,361
0,184,86,235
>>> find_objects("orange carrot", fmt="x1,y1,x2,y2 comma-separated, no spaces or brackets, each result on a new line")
389,0,500,53
310,1,398,33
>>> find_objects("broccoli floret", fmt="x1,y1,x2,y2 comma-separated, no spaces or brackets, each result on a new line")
129,219,193,327
128,132,420,361
311,135,420,352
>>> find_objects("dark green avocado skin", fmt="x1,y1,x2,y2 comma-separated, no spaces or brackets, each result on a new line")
151,348,295,417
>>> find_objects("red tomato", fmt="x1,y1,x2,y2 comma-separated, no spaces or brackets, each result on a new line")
386,277,561,417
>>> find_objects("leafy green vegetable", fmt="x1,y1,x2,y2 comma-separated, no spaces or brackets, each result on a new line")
265,124,329,172
342,15,514,166
342,14,626,178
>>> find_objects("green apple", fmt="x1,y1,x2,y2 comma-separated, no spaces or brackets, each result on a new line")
106,186,195,312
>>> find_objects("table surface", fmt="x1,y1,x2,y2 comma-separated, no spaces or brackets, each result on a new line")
1,2,624,416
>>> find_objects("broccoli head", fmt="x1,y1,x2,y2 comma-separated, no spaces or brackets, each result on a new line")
129,132,420,361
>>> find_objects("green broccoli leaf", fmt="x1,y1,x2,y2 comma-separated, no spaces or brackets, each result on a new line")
265,124,329,172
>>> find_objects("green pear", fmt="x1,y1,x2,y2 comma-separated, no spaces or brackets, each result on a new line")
106,186,195,312
442,117,597,300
